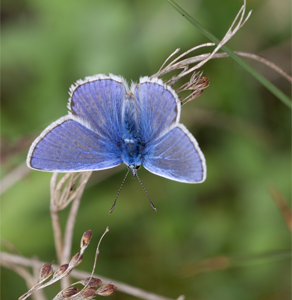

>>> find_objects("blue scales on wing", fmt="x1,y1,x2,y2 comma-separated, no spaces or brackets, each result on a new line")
27,75,128,172
28,118,122,172
134,78,206,183
143,124,206,183
134,78,179,143
69,76,127,141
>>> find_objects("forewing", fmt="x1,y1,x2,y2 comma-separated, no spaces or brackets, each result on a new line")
133,77,180,143
69,74,128,141
27,116,122,172
143,124,206,183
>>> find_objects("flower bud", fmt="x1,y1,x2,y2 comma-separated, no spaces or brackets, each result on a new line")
53,264,69,279
80,277,102,287
81,230,92,249
96,284,117,296
39,263,53,280
80,287,96,299
62,287,79,297
69,252,83,268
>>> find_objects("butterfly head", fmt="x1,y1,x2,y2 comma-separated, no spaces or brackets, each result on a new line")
128,165,141,178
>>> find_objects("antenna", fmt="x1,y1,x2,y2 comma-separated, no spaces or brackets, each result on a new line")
109,169,130,214
135,172,157,212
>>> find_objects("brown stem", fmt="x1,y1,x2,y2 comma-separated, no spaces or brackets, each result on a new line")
154,52,291,84
50,173,63,264
61,171,92,289
0,252,182,300
0,162,30,196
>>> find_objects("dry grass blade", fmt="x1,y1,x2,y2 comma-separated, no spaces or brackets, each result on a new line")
53,228,113,300
16,228,112,300
49,172,92,267
269,186,292,233
234,51,292,83
151,43,215,79
0,162,30,196
1,251,181,300
151,0,252,105
1,260,38,300
51,172,86,210
180,250,292,278
61,172,93,290
181,256,230,277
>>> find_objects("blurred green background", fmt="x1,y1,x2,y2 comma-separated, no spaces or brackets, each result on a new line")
1,0,291,299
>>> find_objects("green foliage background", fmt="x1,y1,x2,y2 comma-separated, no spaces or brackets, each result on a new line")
1,0,291,299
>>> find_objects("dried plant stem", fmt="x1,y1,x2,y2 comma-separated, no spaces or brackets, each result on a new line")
159,0,252,84
73,269,179,300
1,257,46,300
62,172,93,264
0,162,30,196
269,186,292,233
32,259,47,300
155,50,291,85
50,172,93,289
178,51,291,83
50,173,63,264
166,0,291,108
234,52,292,83
0,252,183,300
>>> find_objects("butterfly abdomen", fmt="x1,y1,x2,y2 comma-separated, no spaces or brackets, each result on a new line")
120,137,144,169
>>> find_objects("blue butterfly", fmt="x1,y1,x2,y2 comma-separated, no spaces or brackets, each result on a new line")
27,74,206,211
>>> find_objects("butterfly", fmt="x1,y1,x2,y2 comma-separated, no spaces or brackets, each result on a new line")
27,74,206,212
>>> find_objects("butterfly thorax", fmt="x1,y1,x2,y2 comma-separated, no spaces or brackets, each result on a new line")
120,93,144,169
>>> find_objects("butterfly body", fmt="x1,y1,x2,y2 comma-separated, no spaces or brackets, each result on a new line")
27,74,206,184
120,93,144,170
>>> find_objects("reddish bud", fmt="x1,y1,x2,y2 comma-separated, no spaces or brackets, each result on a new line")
198,77,209,89
80,277,102,287
69,252,83,268
96,284,117,296
81,230,92,249
192,90,204,99
80,287,96,299
39,263,53,280
53,264,69,279
62,287,79,297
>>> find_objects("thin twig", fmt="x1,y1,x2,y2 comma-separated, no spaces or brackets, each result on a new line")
166,0,291,107
150,43,215,79
62,172,92,263
1,258,46,300
235,52,292,83
50,173,63,264
154,1,252,88
178,51,292,83
61,171,92,288
156,51,292,85
269,186,292,233
0,252,183,300
179,2,251,76
0,162,30,196
32,257,47,300
157,48,180,73
49,171,93,288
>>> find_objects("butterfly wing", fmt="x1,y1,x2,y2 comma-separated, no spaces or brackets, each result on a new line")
132,77,180,143
133,77,206,183
143,124,206,183
27,74,128,172
27,116,122,172
69,74,128,141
